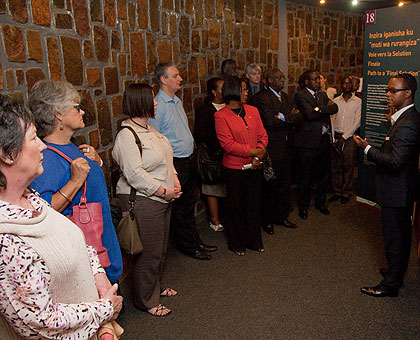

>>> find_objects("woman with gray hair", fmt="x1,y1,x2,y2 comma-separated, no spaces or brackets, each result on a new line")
29,80,123,285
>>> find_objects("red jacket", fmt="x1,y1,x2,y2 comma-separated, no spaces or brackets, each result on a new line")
215,104,268,170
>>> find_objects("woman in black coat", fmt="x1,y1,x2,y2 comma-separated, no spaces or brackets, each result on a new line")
194,78,226,232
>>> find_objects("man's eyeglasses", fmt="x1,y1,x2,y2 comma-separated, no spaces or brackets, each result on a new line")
241,89,249,94
386,88,408,94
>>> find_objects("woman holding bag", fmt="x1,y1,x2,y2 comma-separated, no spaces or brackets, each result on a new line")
29,80,123,285
0,95,123,339
113,83,181,317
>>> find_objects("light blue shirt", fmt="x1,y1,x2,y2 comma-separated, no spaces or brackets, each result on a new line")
149,89,194,158
268,87,285,121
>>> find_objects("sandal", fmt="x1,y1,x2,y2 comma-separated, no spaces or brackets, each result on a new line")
147,304,172,317
160,288,177,297
233,250,245,256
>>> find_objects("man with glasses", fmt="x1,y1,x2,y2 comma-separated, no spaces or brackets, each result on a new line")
294,70,338,220
354,73,420,297
250,69,302,234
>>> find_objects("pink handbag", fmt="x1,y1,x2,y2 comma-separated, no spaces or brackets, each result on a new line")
47,145,110,268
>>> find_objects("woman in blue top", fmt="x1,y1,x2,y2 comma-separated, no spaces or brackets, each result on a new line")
29,80,123,284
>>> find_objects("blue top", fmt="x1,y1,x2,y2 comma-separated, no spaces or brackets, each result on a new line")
30,142,122,283
148,89,194,158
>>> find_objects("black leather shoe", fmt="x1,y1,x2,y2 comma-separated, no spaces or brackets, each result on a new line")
341,196,350,204
199,243,217,252
315,204,330,215
263,224,274,235
276,219,297,229
361,284,398,297
328,194,342,202
187,250,212,260
299,208,308,219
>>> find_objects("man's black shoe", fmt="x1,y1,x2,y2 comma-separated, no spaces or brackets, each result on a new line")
361,284,398,297
315,204,330,215
199,243,217,252
276,219,297,229
328,194,342,202
299,208,308,219
263,224,274,235
341,196,350,204
187,250,212,260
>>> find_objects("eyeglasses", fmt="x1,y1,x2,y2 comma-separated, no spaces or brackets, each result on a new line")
241,89,249,94
72,104,82,112
386,88,408,94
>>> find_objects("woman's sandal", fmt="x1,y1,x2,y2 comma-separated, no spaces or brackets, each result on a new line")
160,288,177,297
234,250,245,256
147,304,172,317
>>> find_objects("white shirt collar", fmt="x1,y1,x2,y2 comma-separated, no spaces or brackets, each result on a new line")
306,87,315,96
391,103,414,125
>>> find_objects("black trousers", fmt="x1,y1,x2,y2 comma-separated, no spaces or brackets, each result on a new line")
297,134,331,208
261,156,293,226
223,167,263,252
380,204,413,290
171,157,202,252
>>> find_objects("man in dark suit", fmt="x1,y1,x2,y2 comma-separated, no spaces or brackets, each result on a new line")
250,69,302,234
245,64,263,101
294,70,338,219
354,73,420,297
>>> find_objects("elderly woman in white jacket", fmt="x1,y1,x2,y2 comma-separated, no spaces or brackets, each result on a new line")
0,95,122,339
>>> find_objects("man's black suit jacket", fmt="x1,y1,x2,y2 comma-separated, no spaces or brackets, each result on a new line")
249,89,302,161
294,88,338,149
367,106,420,208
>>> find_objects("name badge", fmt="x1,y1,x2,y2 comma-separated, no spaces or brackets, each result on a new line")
385,137,390,141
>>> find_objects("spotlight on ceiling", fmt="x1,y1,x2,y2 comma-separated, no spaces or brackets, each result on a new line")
320,0,326,4
352,0,358,5
398,1,404,6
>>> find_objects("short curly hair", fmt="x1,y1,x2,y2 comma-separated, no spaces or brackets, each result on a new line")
29,80,80,138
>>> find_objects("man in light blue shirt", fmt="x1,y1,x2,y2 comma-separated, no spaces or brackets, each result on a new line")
149,63,216,260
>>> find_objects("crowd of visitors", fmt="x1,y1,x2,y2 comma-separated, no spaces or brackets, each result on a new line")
0,53,418,337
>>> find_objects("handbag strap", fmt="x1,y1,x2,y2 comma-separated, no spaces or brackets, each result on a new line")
46,145,87,204
116,125,143,205
257,140,268,153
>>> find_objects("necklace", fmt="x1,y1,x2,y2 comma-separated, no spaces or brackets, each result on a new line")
130,118,149,130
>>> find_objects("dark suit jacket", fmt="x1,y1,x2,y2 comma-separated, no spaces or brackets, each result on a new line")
367,106,420,207
294,88,338,149
249,89,302,160
194,100,222,154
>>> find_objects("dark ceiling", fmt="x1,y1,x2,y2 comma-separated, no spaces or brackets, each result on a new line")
287,0,420,14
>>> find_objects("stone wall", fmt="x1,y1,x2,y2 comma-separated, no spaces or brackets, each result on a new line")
286,3,364,94
0,0,280,188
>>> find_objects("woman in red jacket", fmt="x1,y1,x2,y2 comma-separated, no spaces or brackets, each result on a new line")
214,76,268,256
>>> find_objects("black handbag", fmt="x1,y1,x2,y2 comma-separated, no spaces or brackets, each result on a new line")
196,142,222,184
258,141,276,181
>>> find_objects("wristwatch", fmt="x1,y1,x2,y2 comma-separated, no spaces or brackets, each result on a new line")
161,188,167,199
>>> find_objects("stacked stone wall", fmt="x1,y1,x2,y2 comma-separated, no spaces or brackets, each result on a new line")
286,3,364,94
0,0,280,188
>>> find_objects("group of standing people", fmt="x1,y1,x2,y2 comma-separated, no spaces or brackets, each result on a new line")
0,56,417,338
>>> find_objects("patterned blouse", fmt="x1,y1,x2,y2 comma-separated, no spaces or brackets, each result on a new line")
0,190,113,339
